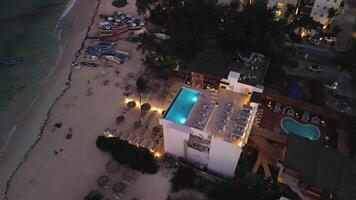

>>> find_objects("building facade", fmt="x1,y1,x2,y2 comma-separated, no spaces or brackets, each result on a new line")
309,0,342,25
159,72,263,177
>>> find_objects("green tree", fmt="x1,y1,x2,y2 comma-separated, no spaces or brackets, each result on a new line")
84,190,103,200
150,0,221,62
136,0,157,16
218,2,286,57
284,4,295,18
171,166,196,191
136,76,148,119
336,38,356,82
331,25,342,36
328,7,336,19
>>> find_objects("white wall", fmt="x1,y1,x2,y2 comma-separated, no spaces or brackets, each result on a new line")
187,147,209,167
310,0,342,25
190,127,210,140
159,119,190,158
221,71,256,95
208,136,242,177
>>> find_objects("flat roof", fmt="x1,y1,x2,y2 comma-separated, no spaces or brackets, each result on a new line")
228,51,270,86
284,134,356,199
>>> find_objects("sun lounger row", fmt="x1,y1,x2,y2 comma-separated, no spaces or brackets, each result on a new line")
193,103,214,130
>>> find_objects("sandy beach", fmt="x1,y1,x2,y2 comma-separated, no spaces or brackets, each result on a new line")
1,0,171,199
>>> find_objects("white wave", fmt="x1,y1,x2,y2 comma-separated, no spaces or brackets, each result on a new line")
53,0,77,41
0,126,16,156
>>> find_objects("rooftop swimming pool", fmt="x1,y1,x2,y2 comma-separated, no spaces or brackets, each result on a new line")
164,87,200,124
281,117,320,141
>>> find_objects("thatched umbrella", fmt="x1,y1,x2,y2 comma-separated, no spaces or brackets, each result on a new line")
84,190,103,200
127,101,136,109
133,120,142,129
152,126,161,136
97,175,109,187
116,115,125,124
112,182,126,194
141,103,151,111
122,169,136,184
106,160,120,174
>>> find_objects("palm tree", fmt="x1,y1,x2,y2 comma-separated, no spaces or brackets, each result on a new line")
328,8,336,19
331,25,342,36
284,4,295,18
136,0,156,16
136,76,148,119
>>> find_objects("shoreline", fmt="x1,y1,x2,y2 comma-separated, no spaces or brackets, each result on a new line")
0,0,101,199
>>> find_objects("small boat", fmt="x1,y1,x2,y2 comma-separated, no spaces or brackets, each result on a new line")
0,58,23,65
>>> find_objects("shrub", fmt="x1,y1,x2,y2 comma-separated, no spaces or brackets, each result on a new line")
171,166,196,191
96,136,159,174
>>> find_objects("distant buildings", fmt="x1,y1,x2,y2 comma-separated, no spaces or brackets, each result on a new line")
304,0,343,25
159,50,269,177
278,134,356,200
220,0,343,25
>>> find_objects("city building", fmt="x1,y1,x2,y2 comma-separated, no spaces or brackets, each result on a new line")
159,69,265,177
301,0,343,25
277,134,356,200
187,48,270,90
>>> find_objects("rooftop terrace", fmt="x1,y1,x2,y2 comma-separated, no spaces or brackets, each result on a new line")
184,88,253,140
228,51,270,86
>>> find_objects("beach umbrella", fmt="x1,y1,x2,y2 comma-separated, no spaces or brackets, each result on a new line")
106,160,120,174
112,182,126,194
116,115,125,124
133,120,142,129
122,169,136,184
152,126,161,136
141,103,151,111
127,101,136,109
84,190,103,200
97,175,109,187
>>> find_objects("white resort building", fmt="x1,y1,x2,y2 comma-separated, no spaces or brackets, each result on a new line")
159,71,264,177
309,0,342,25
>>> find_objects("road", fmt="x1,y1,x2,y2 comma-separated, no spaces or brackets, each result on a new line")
283,57,350,83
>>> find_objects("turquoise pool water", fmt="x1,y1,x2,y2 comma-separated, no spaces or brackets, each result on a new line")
164,87,200,124
281,117,320,140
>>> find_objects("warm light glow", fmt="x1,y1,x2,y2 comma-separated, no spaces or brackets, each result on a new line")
275,10,282,17
106,133,114,138
300,30,307,38
276,2,284,8
238,141,244,147
154,152,161,158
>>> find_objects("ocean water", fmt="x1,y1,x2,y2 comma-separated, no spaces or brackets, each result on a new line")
0,0,73,150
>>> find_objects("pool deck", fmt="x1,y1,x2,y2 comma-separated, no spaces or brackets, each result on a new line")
258,98,338,149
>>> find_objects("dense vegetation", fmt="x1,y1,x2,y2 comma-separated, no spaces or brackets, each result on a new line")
136,0,286,75
171,166,196,191
170,165,284,200
84,190,103,200
96,136,159,174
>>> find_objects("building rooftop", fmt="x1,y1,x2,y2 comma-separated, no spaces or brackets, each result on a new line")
184,88,253,140
284,134,356,200
228,51,270,86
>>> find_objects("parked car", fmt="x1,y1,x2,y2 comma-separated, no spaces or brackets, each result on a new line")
307,37,321,45
323,36,337,44
307,65,323,72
